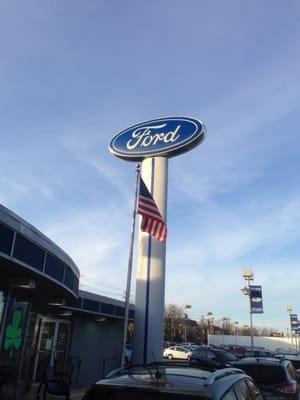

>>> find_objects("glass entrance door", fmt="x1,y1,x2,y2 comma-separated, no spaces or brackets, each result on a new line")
54,322,70,373
33,318,70,381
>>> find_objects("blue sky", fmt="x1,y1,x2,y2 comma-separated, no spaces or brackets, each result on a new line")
1,1,300,332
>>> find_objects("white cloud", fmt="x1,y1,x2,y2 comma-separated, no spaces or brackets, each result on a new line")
168,193,300,267
40,204,133,298
0,175,56,206
60,128,136,202
165,194,300,330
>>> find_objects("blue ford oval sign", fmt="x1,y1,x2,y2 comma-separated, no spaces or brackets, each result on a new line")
109,117,206,161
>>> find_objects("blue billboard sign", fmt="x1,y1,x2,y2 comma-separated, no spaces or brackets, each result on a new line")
109,117,206,161
250,285,263,313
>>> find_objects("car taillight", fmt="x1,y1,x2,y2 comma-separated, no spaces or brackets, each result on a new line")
276,383,297,394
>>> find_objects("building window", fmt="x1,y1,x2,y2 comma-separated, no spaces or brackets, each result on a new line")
101,303,114,315
82,299,99,313
0,224,14,255
63,266,74,290
13,234,45,271
115,306,125,317
45,254,65,282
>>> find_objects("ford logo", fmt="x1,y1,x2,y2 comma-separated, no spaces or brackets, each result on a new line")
109,117,206,161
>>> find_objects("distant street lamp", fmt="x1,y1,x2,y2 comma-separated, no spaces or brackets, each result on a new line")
183,304,192,342
234,321,239,345
241,268,254,354
222,317,228,345
206,312,213,345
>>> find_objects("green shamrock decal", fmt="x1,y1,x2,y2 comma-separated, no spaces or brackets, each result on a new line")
4,308,23,359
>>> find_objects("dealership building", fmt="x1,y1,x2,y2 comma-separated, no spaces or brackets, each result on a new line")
0,205,134,399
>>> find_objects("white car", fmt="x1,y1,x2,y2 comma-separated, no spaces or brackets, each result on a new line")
163,345,192,360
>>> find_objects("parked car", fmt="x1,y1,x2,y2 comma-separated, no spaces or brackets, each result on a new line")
82,362,264,400
163,345,192,360
273,353,300,368
190,347,237,370
232,357,300,399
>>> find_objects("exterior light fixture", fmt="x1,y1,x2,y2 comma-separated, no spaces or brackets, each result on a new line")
48,297,66,306
95,317,106,322
287,305,293,313
242,269,254,280
56,310,72,317
9,277,36,289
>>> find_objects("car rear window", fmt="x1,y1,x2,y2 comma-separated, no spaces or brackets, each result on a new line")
237,365,285,385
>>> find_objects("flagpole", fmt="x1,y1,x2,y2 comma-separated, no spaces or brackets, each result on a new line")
121,162,140,368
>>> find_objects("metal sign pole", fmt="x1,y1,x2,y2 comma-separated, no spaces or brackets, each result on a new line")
133,157,168,364
247,278,255,354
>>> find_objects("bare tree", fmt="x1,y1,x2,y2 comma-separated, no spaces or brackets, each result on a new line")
164,304,185,342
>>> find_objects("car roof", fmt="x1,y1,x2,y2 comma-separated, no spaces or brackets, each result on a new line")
274,354,300,359
92,365,249,397
233,357,290,366
195,347,226,354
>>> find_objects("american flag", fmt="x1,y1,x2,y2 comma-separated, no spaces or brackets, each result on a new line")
137,177,167,243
